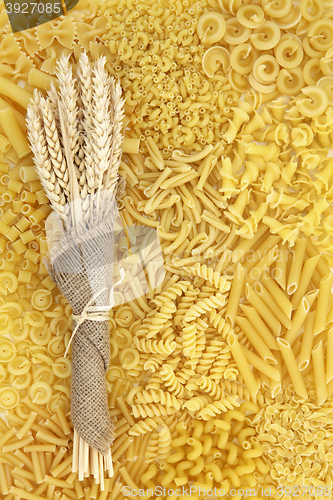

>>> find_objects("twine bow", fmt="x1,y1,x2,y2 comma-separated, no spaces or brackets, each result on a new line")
64,266,125,357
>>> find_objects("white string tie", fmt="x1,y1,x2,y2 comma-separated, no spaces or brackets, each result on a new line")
64,266,125,357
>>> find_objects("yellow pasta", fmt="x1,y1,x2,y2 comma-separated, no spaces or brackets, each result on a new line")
277,338,308,398
227,331,259,398
314,274,333,335
312,340,328,405
196,12,226,44
0,1,333,498
0,108,30,159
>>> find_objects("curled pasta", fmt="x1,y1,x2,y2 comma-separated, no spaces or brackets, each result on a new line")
29,381,53,405
197,397,240,420
184,263,230,292
275,39,304,69
130,403,178,418
196,12,226,44
7,355,30,375
276,68,305,95
119,347,140,370
202,47,230,79
317,76,333,105
250,21,280,50
0,339,16,362
303,59,324,86
296,86,329,117
31,289,53,311
308,19,333,52
52,357,71,378
129,418,160,436
112,328,132,348
237,5,265,29
0,386,19,409
133,337,176,355
224,18,251,45
29,325,52,346
230,44,259,75
0,271,18,295
0,313,13,336
160,364,185,398
262,0,293,18
301,0,324,21
24,310,46,327
253,55,280,85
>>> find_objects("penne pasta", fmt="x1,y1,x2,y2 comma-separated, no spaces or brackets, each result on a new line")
277,338,308,399
291,254,321,310
236,316,277,364
298,311,316,371
241,345,280,381
262,271,292,318
0,108,30,159
312,341,328,405
327,327,333,384
246,244,279,286
239,304,279,350
284,290,318,346
228,331,259,398
245,283,281,336
313,274,333,336
253,282,291,329
274,242,288,290
286,238,306,295
225,264,246,326
0,77,32,109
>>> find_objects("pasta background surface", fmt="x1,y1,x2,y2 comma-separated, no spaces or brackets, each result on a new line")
0,0,333,499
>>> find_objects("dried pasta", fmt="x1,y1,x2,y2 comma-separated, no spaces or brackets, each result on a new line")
1,0,333,498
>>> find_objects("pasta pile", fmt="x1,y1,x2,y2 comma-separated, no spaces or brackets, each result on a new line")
254,387,333,492
0,0,333,499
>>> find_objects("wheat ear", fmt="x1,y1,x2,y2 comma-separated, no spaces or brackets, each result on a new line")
105,78,125,192
91,56,113,195
55,55,81,176
26,98,68,221
76,52,95,199
46,82,60,122
39,96,71,201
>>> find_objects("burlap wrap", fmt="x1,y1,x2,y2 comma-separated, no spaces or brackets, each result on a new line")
46,217,116,455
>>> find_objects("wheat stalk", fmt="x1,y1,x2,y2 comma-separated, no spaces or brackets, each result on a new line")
27,53,125,227
26,96,68,221
77,53,96,198
105,78,125,192
39,96,71,200
46,82,59,122
26,52,126,482
91,56,113,195
56,55,81,176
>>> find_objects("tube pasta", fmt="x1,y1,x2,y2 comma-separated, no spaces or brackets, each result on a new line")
312,340,328,405
227,332,259,398
0,108,30,159
313,274,333,335
277,338,307,399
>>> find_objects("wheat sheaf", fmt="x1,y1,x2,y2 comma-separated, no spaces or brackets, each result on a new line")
26,52,125,227
26,53,126,485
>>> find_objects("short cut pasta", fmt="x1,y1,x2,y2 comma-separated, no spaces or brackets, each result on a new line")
0,0,333,498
